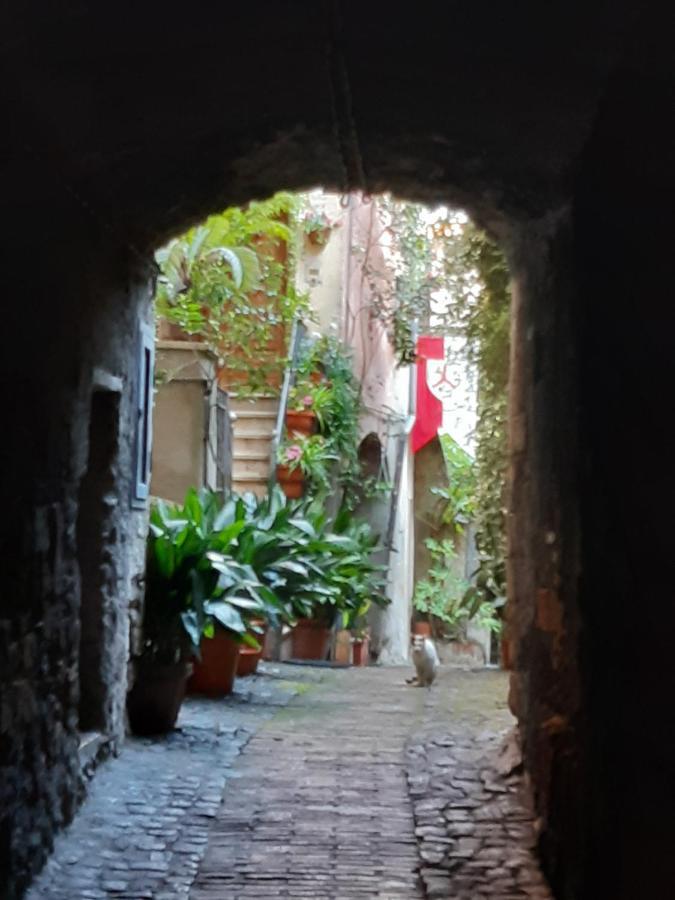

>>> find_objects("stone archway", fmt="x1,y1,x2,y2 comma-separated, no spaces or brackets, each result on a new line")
1,4,674,897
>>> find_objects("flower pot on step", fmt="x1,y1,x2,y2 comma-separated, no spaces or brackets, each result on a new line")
413,621,432,638
285,410,317,437
276,464,305,499
291,618,332,660
189,630,240,696
352,636,370,666
126,660,192,736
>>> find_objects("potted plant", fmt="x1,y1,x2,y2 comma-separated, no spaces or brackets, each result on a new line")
285,382,318,437
301,209,336,248
286,504,389,661
126,494,216,735
188,556,265,696
276,434,337,498
236,618,267,676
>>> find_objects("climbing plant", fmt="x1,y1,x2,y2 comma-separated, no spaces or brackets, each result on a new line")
361,198,510,612
154,192,310,394
442,223,511,610
432,434,477,533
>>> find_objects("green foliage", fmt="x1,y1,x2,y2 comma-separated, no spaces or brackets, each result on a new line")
432,434,477,532
413,538,500,640
142,486,391,657
154,192,310,394
143,489,272,663
301,209,335,247
277,434,338,494
447,225,510,609
291,334,374,507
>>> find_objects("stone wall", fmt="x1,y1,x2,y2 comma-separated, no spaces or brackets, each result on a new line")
0,180,152,896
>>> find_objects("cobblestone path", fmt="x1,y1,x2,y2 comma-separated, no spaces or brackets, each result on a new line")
405,670,552,900
25,672,306,900
189,666,552,899
190,667,424,900
26,664,552,899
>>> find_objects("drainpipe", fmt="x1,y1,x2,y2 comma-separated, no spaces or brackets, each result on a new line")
339,194,353,342
384,323,417,554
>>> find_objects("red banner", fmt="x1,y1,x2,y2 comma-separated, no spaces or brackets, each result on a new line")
411,336,444,453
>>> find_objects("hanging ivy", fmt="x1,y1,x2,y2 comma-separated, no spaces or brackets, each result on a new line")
444,224,511,610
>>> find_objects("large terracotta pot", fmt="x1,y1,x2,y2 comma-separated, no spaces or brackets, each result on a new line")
237,620,267,677
352,636,370,667
126,660,191,736
291,618,332,660
276,464,304,499
285,410,317,437
189,630,240,696
413,621,432,637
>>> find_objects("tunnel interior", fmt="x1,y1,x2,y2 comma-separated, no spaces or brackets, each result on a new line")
1,2,674,897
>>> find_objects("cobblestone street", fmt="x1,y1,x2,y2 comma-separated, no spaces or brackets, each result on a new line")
27,665,552,899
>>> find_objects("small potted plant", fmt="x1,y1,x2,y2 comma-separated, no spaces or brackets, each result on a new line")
286,382,318,437
236,617,267,676
189,554,269,695
301,209,336,248
276,434,337,498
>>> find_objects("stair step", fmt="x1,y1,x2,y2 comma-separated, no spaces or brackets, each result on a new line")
233,429,275,439
233,458,271,476
233,439,274,458
231,410,277,419
228,395,280,414
233,451,270,462
232,471,269,482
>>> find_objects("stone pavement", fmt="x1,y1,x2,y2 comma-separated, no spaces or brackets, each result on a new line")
25,671,308,900
405,671,552,900
26,664,553,899
189,665,552,899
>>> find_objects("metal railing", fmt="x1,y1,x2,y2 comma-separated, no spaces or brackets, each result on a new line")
267,317,307,494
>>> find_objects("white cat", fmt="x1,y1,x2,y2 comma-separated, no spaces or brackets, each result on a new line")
409,634,440,687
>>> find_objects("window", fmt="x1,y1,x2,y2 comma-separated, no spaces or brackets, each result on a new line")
132,322,154,506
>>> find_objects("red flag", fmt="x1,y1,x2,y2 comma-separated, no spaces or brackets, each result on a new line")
411,336,444,453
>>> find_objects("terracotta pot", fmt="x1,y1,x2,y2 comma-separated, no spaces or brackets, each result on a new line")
126,660,191,736
285,410,317,437
305,226,331,248
189,630,240,696
334,628,353,665
352,636,370,667
237,621,267,676
291,618,332,660
237,646,262,676
276,464,305,499
413,621,432,637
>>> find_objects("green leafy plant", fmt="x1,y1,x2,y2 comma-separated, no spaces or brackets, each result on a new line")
430,434,477,532
290,334,376,507
142,489,269,663
301,209,335,247
277,434,338,494
154,193,310,395
413,537,500,641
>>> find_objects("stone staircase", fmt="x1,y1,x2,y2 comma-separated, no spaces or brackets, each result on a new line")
229,395,279,497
